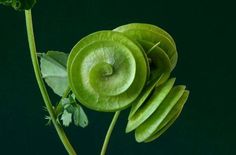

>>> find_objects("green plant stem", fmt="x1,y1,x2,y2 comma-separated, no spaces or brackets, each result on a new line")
100,111,121,155
63,87,71,98
54,87,71,115
25,10,77,155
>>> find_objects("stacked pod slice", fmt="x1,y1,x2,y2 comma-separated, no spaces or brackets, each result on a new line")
114,23,189,142
135,85,188,142
126,78,176,133
144,90,189,142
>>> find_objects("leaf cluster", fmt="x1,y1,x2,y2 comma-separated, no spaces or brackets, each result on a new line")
58,94,88,128
39,51,88,128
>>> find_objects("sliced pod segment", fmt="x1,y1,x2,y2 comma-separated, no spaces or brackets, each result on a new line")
126,78,175,133
144,90,189,142
135,85,187,142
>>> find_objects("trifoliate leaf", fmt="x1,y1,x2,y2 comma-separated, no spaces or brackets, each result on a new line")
73,105,89,128
61,110,72,127
0,0,36,10
39,51,69,96
56,93,89,128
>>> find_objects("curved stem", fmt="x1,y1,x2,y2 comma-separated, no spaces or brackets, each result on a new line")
100,111,121,155
25,10,77,155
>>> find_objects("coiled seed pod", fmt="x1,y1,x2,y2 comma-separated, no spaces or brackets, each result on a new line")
67,23,189,142
67,31,148,112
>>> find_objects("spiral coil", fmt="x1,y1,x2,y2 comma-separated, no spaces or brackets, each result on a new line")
67,23,189,142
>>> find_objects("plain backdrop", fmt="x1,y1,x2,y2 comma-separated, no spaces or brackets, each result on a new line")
0,0,235,154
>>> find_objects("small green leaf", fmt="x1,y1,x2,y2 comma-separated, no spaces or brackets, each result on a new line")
39,51,69,96
73,105,89,128
61,110,72,127
56,93,89,128
0,0,36,10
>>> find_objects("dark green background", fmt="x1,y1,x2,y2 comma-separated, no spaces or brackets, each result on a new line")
0,0,235,154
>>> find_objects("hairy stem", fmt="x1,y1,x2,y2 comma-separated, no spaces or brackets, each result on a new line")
25,10,77,155
100,111,121,155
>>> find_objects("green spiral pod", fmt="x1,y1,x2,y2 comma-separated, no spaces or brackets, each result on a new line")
67,31,148,112
67,23,189,143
